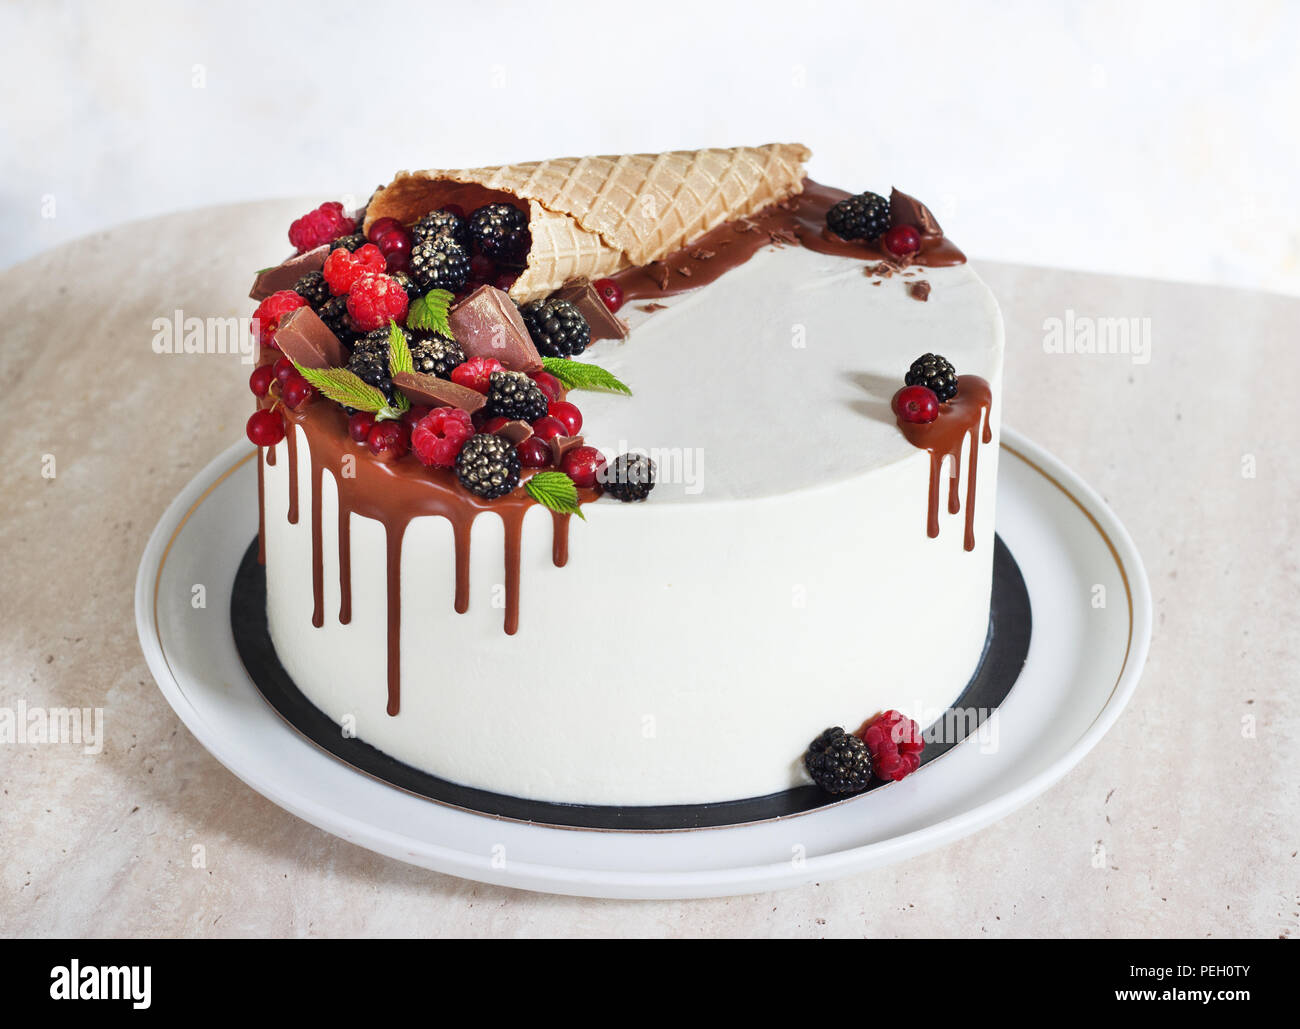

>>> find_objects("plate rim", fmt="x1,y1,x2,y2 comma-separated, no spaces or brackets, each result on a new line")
134,426,1152,897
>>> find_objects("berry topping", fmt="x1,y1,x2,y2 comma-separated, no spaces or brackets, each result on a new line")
904,353,958,403
391,269,423,301
411,407,475,468
412,209,469,248
365,420,410,461
409,235,471,293
401,404,433,431
346,272,409,332
592,277,625,313
372,224,412,273
560,445,607,490
252,290,307,350
281,372,314,409
546,400,583,436
410,333,465,378
366,217,404,242
528,370,563,402
329,232,368,253
826,191,890,243
601,453,656,502
519,297,591,358
854,710,924,782
249,364,275,398
804,727,873,795
530,415,567,442
456,433,521,499
288,201,354,254
323,243,386,296
468,203,530,266
348,411,376,443
892,385,940,424
246,409,286,448
293,270,331,308
450,356,505,394
346,348,398,405
883,224,921,259
469,253,496,282
272,355,297,384
318,295,358,345
486,370,549,423
480,415,509,434
517,436,553,468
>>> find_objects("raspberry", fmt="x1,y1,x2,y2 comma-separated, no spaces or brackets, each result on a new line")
323,243,386,296
252,290,307,350
346,272,409,332
411,407,475,468
450,356,504,394
854,710,924,782
288,201,354,254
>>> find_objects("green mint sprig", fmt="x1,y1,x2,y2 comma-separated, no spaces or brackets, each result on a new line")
291,361,409,420
540,357,631,396
406,289,455,337
525,471,585,519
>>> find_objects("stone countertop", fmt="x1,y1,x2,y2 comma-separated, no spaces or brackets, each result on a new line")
1,201,1296,938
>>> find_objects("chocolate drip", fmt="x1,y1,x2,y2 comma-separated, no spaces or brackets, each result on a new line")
385,519,407,715
284,424,299,525
896,375,993,552
337,502,352,625
612,180,965,303
257,451,266,566
265,442,276,466
310,456,325,628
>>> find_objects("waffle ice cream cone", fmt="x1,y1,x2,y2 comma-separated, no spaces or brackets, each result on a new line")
364,144,812,301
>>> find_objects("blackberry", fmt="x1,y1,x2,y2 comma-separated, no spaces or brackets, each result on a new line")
345,348,398,404
456,433,520,500
330,232,368,253
469,203,529,266
412,208,469,247
392,269,423,300
601,453,656,502
519,297,590,358
293,270,330,308
804,727,873,795
409,235,471,292
354,325,411,359
486,370,548,422
904,353,958,402
410,333,465,378
319,295,359,346
826,191,890,242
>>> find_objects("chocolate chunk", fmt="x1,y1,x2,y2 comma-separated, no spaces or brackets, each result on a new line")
689,248,716,260
448,286,542,372
549,435,584,466
675,265,693,277
493,420,533,446
553,279,629,342
637,303,668,313
769,227,799,247
391,371,487,414
272,306,347,369
889,188,944,238
648,262,671,290
249,245,329,301
909,280,932,302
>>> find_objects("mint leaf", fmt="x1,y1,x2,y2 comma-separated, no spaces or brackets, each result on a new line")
540,357,631,396
525,471,585,520
291,361,409,420
388,318,413,376
407,289,455,337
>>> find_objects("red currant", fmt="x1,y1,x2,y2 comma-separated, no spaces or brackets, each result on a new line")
401,405,432,431
547,401,582,436
531,416,567,441
592,278,624,313
282,373,314,409
366,420,410,461
883,224,921,259
249,364,275,398
892,385,940,424
366,217,403,242
246,409,285,448
348,411,376,443
529,371,563,402
561,445,606,489
481,415,509,434
273,355,296,384
517,437,552,468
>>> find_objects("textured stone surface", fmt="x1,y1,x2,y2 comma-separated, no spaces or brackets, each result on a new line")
1,202,1297,938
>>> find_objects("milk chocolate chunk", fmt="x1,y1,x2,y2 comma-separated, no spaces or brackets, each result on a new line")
273,306,347,368
889,188,943,238
249,245,330,301
391,371,487,414
908,280,932,302
448,286,542,372
493,420,533,446
554,279,629,342
549,434,584,466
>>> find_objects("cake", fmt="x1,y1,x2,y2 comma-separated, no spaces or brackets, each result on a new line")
244,144,1003,807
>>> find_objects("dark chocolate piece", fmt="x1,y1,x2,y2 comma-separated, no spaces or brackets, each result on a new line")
272,306,347,368
889,188,943,238
391,371,487,414
249,245,330,301
554,279,629,342
448,286,543,372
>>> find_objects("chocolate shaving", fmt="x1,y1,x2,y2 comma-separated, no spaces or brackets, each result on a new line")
648,262,671,291
272,306,347,368
734,220,760,234
391,371,487,414
909,281,932,302
863,260,904,279
493,420,533,445
675,265,693,277
769,227,799,247
638,303,668,313
689,248,716,260
549,434,584,466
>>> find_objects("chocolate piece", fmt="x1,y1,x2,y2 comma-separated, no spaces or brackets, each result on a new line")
909,281,932,302
249,245,330,301
689,248,716,260
676,265,693,277
391,371,487,414
549,435,584,466
638,303,668,313
493,420,533,446
554,279,629,342
889,188,943,238
273,306,347,368
648,263,671,290
448,286,542,372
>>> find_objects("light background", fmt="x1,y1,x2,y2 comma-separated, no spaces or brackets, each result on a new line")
3,0,1297,294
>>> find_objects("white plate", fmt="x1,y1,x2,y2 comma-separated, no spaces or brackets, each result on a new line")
135,427,1151,899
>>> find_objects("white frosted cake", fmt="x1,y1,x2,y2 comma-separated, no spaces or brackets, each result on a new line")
244,144,1003,807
